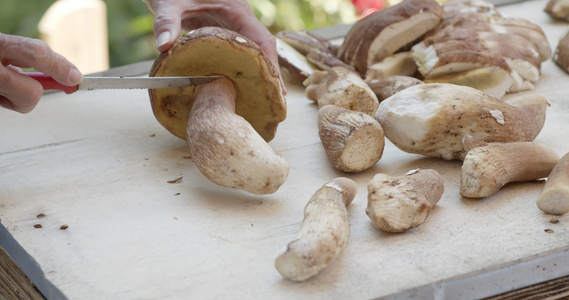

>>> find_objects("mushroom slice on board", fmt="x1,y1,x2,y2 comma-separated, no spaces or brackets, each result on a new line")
149,27,289,195
337,0,443,74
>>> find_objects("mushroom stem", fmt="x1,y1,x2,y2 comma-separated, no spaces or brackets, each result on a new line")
537,152,569,215
366,169,444,232
187,77,289,194
317,105,385,173
275,177,357,281
460,136,560,198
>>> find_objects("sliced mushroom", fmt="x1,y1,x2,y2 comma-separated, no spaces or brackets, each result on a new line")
375,83,549,160
366,169,444,232
304,66,379,116
317,105,385,173
276,37,317,85
149,27,289,194
337,0,443,74
365,51,418,81
305,49,359,75
365,75,424,102
442,0,501,17
276,30,337,57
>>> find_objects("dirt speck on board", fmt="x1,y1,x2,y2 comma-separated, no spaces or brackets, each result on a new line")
33,224,42,229
60,225,69,230
550,219,560,224
545,229,554,233
168,176,183,184
36,213,46,218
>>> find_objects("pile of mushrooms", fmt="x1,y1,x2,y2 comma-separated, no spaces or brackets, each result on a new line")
149,27,289,195
411,0,551,98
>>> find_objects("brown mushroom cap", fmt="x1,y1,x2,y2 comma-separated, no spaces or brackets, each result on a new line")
149,27,287,142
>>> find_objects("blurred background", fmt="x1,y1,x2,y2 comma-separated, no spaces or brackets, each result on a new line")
0,0,384,72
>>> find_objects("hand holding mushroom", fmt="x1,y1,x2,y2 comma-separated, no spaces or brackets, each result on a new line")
143,0,281,80
149,27,288,194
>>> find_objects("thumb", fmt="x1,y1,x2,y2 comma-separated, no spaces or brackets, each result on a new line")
152,4,182,52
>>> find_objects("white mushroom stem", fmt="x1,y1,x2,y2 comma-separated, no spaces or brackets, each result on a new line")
317,105,385,173
366,169,444,233
275,177,357,282
460,135,560,198
187,77,289,194
537,152,569,215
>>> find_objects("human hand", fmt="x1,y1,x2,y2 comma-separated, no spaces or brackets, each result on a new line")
0,33,83,113
143,0,283,88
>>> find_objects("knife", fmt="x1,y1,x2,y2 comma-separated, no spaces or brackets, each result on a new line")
24,72,223,94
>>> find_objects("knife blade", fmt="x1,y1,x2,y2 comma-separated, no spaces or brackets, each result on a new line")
24,72,223,94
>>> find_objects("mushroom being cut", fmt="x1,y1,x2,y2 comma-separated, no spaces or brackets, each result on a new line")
148,27,289,195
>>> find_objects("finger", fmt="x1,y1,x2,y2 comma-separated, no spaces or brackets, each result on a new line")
233,17,287,94
152,1,183,52
0,67,43,113
0,33,82,86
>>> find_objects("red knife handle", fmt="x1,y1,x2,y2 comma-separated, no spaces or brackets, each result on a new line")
23,72,78,94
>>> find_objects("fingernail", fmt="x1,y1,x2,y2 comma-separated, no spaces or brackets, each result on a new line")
156,31,172,49
68,68,83,84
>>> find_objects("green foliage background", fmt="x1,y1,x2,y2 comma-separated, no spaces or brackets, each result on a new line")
0,0,356,68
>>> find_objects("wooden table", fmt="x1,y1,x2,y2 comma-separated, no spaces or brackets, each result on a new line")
2,0,569,299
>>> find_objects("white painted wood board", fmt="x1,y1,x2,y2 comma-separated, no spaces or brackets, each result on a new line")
2,0,569,299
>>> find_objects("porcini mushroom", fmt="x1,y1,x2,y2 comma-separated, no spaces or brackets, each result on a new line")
366,169,444,232
460,135,560,198
275,177,357,282
364,75,424,103
148,27,288,194
276,37,317,85
337,0,443,74
553,31,569,73
545,0,569,21
537,152,569,215
317,105,385,173
304,66,379,116
375,83,549,160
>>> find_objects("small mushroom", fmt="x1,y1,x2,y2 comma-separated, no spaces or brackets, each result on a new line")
364,75,424,103
545,0,569,21
304,66,379,116
537,152,569,215
460,135,560,198
366,169,444,232
317,105,385,173
275,177,357,282
149,27,289,194
553,31,569,73
337,0,443,74
375,83,549,160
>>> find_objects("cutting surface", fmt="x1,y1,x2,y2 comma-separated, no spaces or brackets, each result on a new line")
2,1,569,299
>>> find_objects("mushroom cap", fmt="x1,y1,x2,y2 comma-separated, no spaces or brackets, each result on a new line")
149,27,287,142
